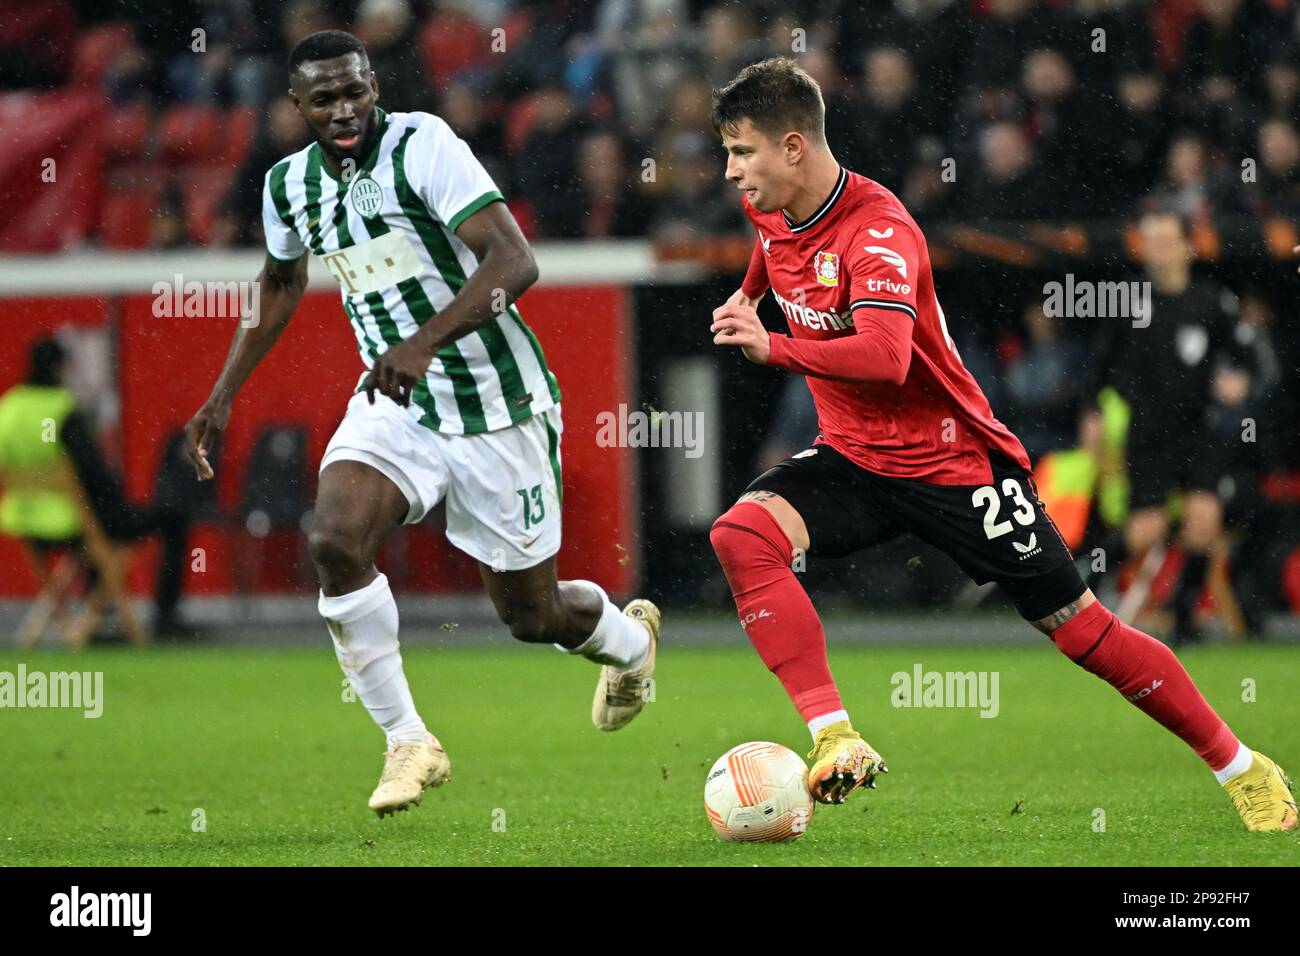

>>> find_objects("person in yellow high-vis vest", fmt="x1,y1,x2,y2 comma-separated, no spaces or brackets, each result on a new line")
0,339,197,637
0,342,81,543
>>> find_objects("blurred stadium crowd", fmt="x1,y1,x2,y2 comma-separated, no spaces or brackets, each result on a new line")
2,0,1299,244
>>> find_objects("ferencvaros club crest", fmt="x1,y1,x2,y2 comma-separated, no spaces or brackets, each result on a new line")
349,175,384,218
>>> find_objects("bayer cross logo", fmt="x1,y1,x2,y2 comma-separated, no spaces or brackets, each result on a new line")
350,176,383,218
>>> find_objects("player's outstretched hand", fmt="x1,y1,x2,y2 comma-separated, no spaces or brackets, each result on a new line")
184,401,230,481
362,337,433,408
1294,244,1300,273
711,296,771,365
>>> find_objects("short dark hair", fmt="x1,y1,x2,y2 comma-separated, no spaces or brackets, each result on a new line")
29,337,65,387
288,30,368,76
711,57,826,144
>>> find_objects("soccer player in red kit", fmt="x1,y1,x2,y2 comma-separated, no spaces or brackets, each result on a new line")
706,57,1295,831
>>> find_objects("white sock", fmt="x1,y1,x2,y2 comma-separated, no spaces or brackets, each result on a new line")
555,581,650,670
807,709,850,739
1213,740,1252,785
319,573,427,745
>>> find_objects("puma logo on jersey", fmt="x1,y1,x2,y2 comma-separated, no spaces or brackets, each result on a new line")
864,245,907,279
868,227,894,239
1013,533,1038,554
760,231,771,253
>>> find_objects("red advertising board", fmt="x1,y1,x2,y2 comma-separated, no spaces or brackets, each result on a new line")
0,285,637,599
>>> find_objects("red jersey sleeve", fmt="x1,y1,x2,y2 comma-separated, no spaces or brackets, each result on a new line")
765,220,919,386
740,236,769,300
845,219,921,324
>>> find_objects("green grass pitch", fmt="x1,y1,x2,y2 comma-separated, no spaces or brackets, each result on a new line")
2,636,1297,865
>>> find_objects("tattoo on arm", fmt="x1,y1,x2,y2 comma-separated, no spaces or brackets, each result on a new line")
738,491,778,504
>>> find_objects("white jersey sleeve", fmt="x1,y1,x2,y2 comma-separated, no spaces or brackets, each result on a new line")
262,168,306,262
402,114,504,232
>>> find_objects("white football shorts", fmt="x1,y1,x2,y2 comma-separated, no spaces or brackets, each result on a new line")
320,391,563,571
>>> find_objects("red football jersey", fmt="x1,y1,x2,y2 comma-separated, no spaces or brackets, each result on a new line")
740,167,1031,485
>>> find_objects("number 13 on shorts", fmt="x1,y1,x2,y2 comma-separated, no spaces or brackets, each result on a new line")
517,484,546,530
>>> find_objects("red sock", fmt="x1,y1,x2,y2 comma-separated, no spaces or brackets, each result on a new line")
1051,599,1239,770
710,503,843,724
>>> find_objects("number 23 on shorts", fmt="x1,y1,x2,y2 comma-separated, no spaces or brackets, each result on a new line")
971,478,1035,539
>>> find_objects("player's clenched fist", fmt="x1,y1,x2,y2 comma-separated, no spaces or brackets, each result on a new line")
711,295,770,365
362,336,434,407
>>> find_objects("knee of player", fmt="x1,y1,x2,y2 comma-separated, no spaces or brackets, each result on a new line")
710,503,789,566
708,513,729,546
709,510,747,565
502,605,550,644
307,524,368,576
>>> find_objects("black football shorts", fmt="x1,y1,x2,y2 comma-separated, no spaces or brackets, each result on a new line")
743,442,1088,621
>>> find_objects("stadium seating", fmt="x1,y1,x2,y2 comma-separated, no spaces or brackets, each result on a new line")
103,102,151,163
158,105,225,165
69,22,133,89
97,169,164,250
218,108,256,168
234,425,314,600
419,10,490,87
178,162,238,246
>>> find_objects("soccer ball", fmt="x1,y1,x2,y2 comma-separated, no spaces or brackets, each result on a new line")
704,741,813,842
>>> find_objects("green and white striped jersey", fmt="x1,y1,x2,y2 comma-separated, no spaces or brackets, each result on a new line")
261,108,561,434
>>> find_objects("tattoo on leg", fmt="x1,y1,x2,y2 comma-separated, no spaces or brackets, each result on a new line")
1035,599,1085,635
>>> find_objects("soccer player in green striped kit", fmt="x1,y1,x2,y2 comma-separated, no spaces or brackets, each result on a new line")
185,31,659,816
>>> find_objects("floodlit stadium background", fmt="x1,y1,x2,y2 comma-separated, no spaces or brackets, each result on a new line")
2,0,1299,645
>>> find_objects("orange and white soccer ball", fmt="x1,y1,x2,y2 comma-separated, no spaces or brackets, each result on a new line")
704,741,814,842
